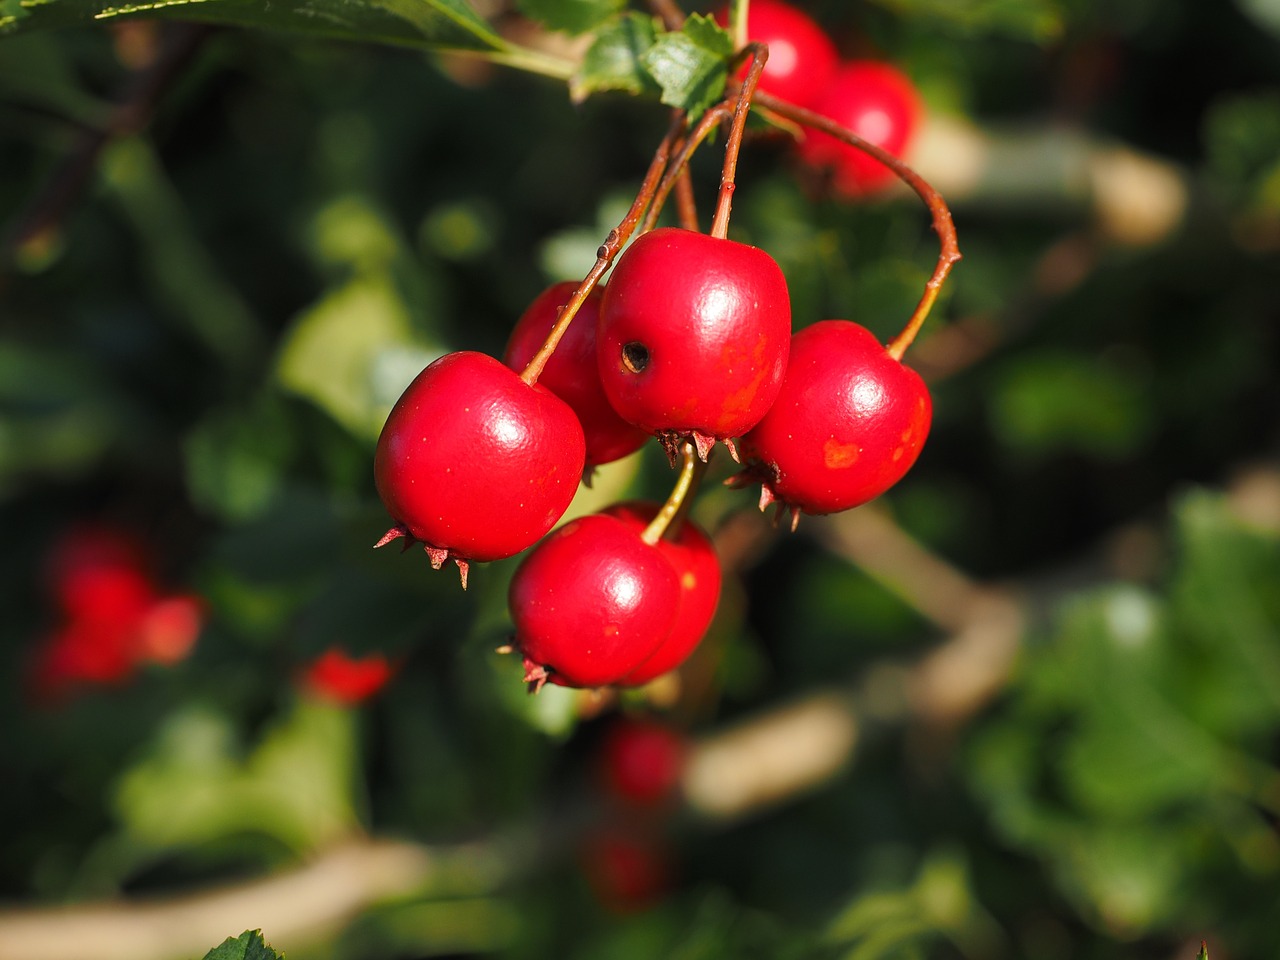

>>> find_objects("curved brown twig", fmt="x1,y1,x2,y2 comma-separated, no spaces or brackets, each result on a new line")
755,90,962,360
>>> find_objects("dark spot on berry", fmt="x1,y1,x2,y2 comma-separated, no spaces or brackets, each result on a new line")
622,342,649,374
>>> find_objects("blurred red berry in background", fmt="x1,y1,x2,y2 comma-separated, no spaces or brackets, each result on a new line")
30,523,205,702
597,717,688,808
300,648,396,705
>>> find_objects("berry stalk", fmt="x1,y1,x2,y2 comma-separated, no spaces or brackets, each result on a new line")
641,442,708,545
755,90,962,359
519,111,686,386
709,43,768,240
641,103,731,234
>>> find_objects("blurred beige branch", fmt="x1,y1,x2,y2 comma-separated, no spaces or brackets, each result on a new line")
911,114,1190,248
0,839,506,960
680,503,1025,822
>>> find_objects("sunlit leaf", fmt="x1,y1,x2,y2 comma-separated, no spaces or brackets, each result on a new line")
571,11,661,102
202,930,282,960
517,0,624,36
0,0,576,80
641,13,733,116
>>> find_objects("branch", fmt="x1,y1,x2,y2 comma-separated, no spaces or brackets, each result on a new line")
0,838,510,960
909,114,1189,247
0,24,210,282
679,504,1025,822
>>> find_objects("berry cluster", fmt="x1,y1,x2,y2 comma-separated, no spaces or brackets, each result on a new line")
373,5,958,693
30,524,204,701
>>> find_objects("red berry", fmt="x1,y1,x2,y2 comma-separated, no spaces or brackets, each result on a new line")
796,61,923,196
301,648,396,704
32,618,139,697
503,281,649,470
739,320,931,517
597,228,792,458
600,502,721,686
716,0,839,108
374,351,586,582
509,514,681,690
597,717,688,807
43,525,156,625
580,827,672,913
136,595,205,665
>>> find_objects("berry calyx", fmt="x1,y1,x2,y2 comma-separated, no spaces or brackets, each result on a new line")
601,501,721,687
509,513,681,690
716,0,839,108
374,351,586,585
596,227,792,459
738,320,931,520
796,61,923,197
503,281,649,472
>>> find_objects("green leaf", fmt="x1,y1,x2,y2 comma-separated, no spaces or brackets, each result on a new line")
203,930,282,960
0,0,576,80
1,0,492,48
275,196,442,441
517,0,624,35
114,699,361,855
571,11,661,103
184,393,296,522
641,13,733,116
988,351,1154,461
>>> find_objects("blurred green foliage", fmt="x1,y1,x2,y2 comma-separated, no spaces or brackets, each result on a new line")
2,0,1279,959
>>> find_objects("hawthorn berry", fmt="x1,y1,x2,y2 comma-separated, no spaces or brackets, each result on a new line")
739,320,931,520
32,619,139,695
32,524,205,701
796,60,923,196
597,227,792,459
509,513,681,690
135,594,205,665
301,648,396,704
503,281,649,471
579,826,672,913
596,717,688,808
43,524,154,626
601,501,721,686
374,351,586,585
716,0,839,108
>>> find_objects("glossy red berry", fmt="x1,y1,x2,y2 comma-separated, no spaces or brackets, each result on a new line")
301,648,396,704
374,351,586,584
716,0,839,108
597,717,688,808
509,514,681,690
796,60,923,196
597,227,792,459
739,320,931,518
601,502,721,686
503,281,649,470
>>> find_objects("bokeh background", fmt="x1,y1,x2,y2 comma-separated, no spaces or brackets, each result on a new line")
2,0,1279,957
